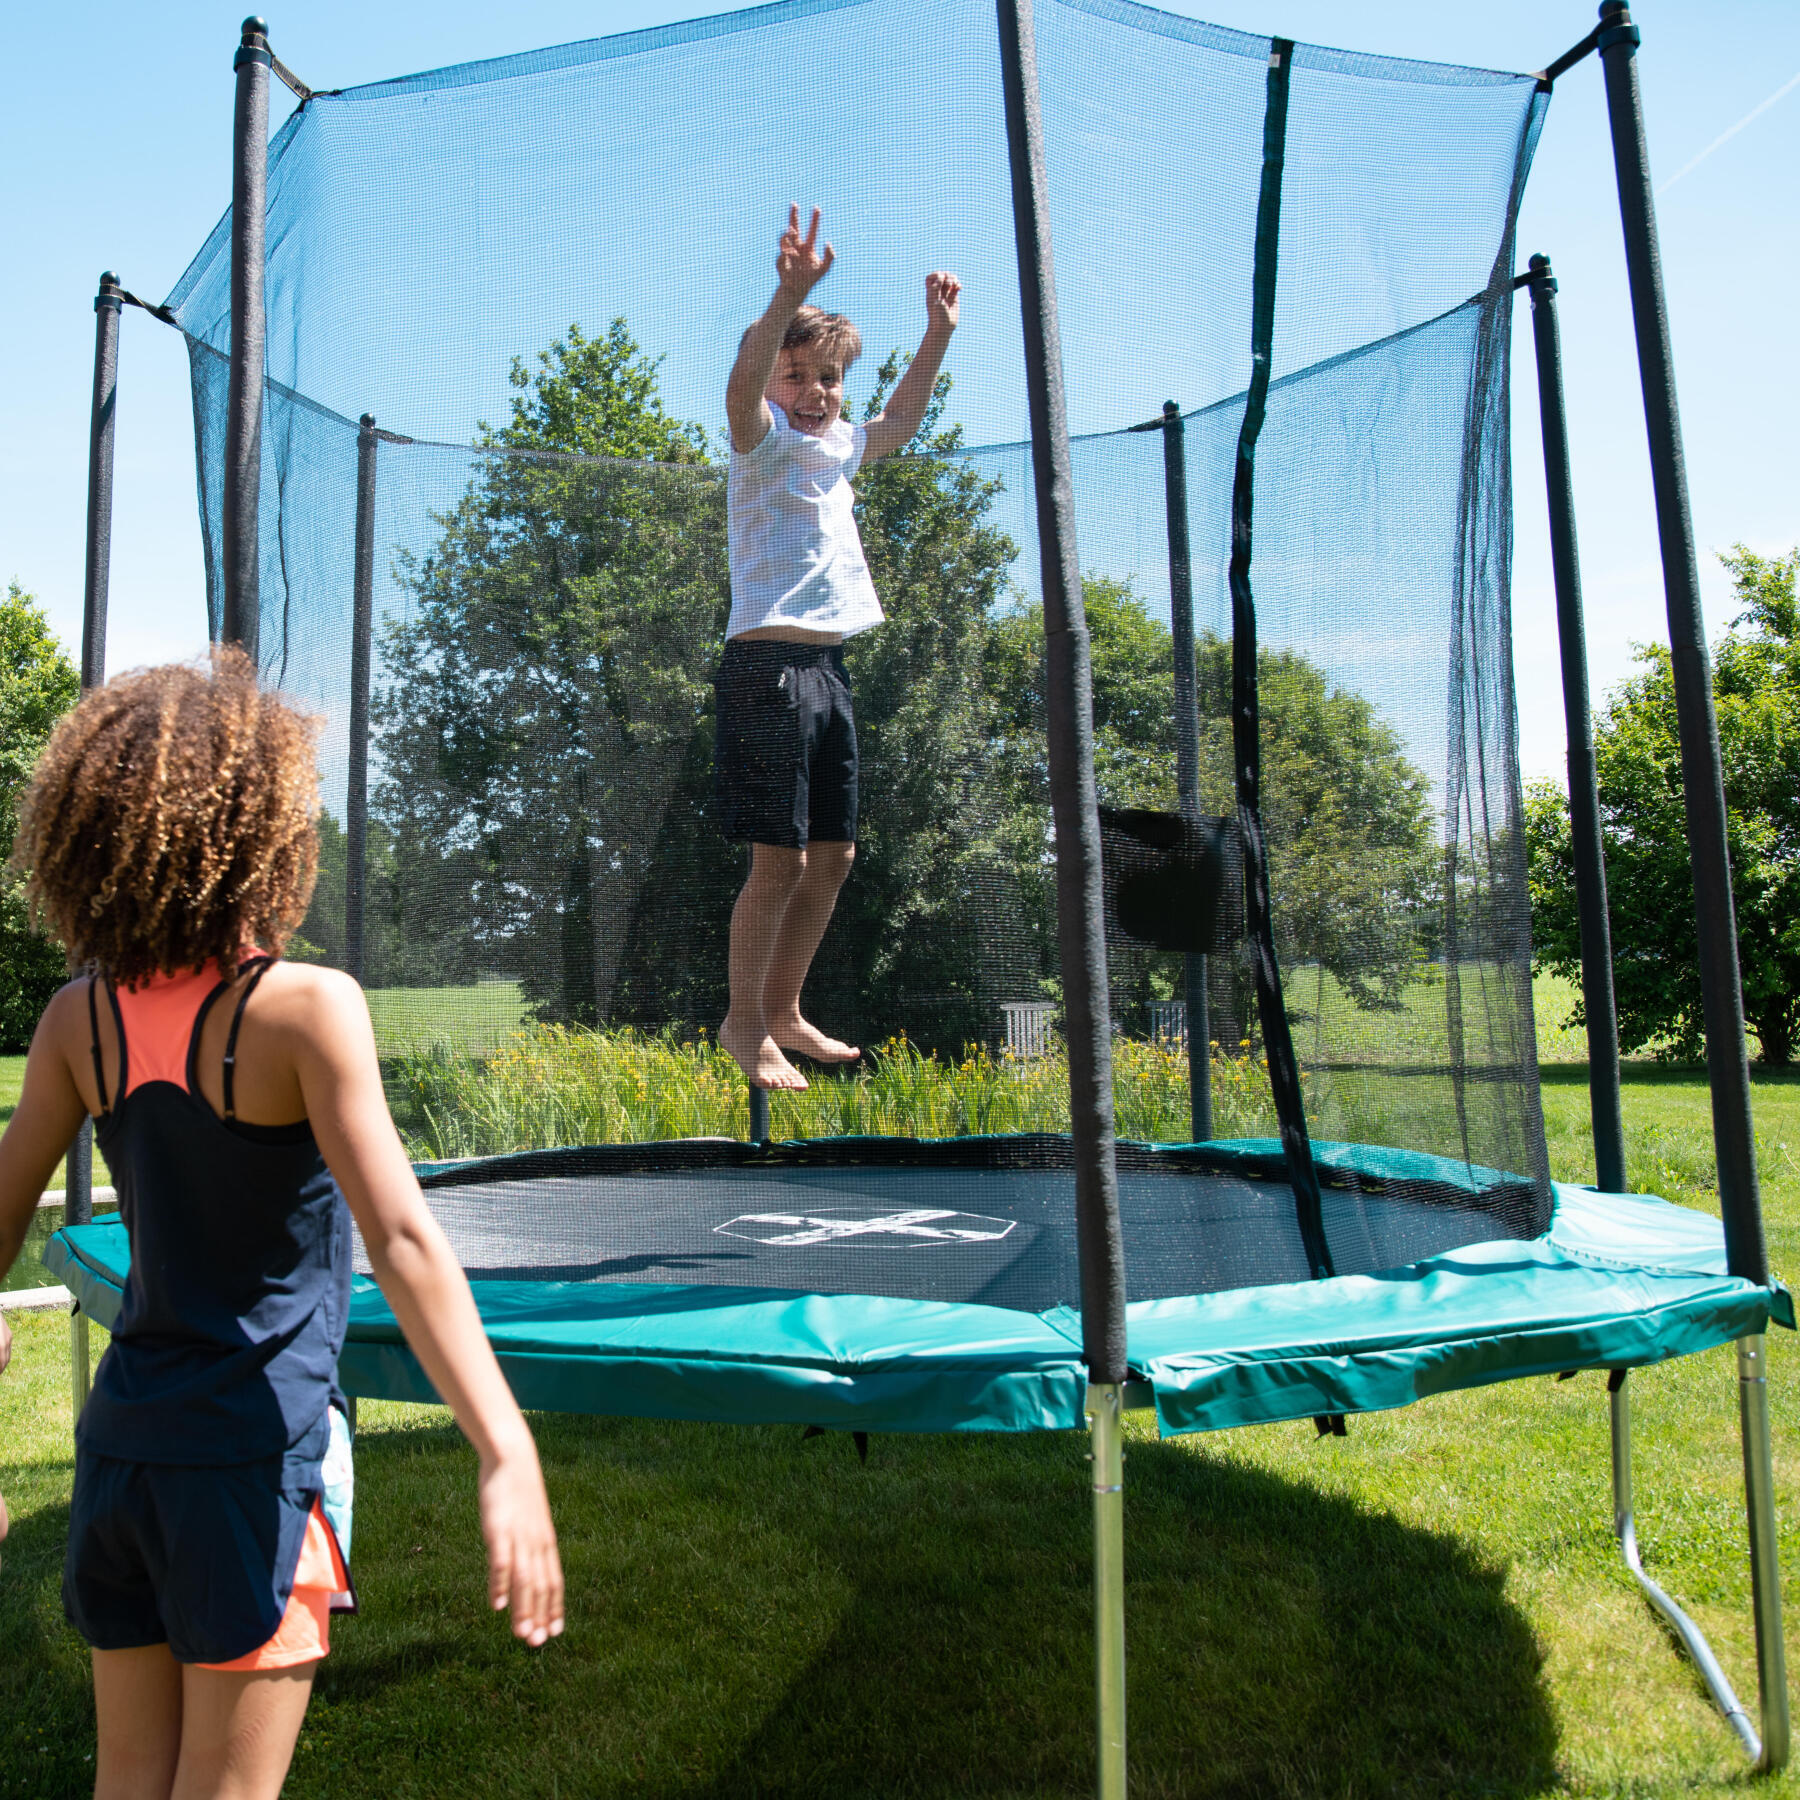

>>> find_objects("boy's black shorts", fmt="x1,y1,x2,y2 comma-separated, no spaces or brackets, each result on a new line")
714,639,858,848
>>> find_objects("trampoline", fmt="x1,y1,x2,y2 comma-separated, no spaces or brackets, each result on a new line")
49,1150,1789,1438
50,0,1791,1785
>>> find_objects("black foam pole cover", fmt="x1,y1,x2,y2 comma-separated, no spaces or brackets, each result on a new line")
223,17,268,659
347,414,377,984
996,0,1126,1385
1598,4,1767,1284
1525,259,1627,1196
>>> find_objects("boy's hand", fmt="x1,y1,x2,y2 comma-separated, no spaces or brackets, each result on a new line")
926,271,961,335
776,204,835,300
480,1444,565,1648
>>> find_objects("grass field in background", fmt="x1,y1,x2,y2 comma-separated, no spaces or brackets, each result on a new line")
3,983,1796,1795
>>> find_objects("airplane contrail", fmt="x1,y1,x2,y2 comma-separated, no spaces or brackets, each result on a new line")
1658,68,1800,195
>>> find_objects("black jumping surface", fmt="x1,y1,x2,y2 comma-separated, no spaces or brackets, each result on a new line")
380,1139,1521,1311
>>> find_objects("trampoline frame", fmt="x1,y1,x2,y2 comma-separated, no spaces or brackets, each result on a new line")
58,0,1788,1785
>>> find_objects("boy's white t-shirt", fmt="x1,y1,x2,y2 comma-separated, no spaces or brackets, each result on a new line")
726,402,885,640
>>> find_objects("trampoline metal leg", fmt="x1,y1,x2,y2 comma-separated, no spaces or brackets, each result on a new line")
1738,1334,1790,1772
1088,1382,1127,1800
70,1303,90,1424
1609,1366,1761,1760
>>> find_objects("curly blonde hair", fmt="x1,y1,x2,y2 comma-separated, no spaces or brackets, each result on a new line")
13,648,321,986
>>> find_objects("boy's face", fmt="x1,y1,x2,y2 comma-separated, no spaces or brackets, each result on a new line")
767,346,845,437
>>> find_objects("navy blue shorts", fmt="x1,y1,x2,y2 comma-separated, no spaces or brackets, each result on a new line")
63,1446,317,1665
714,640,858,849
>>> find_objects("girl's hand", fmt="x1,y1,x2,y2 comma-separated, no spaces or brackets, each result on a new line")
926,271,961,333
776,204,835,299
479,1445,565,1647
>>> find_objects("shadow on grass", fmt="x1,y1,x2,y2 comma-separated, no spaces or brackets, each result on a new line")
0,1422,1560,1799
678,1432,1558,1800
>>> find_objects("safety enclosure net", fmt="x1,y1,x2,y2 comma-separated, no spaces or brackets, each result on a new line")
163,0,1553,1311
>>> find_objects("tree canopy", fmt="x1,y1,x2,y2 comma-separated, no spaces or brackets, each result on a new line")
364,321,1442,1053
1527,546,1800,1064
988,583,1438,1018
0,583,79,1049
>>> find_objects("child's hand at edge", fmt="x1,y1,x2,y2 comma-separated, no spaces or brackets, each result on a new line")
776,203,835,301
480,1442,565,1647
926,271,961,335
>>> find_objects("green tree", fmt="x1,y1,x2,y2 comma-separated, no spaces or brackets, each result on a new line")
373,329,1027,1047
374,321,725,1018
0,583,80,1049
986,584,1438,1025
810,354,1032,1048
1527,546,1800,1064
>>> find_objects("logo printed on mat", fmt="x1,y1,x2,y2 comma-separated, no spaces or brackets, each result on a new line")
714,1207,1017,1249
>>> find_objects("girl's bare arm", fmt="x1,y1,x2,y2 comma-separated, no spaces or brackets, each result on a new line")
284,968,565,1645
0,983,96,1288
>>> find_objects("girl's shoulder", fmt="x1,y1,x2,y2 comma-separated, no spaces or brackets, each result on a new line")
249,959,365,1020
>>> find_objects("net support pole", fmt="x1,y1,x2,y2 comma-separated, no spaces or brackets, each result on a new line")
66,269,122,1420
1087,1382,1127,1800
1159,401,1211,1144
223,15,269,660
996,2,1126,1792
1523,257,1626,1194
1598,4,1787,1768
1608,1368,1761,1756
1598,0,1763,1279
347,415,377,984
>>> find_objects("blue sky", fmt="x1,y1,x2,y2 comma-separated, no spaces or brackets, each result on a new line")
1,0,1795,782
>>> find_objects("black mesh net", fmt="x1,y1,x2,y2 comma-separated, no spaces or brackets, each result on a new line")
165,0,1553,1310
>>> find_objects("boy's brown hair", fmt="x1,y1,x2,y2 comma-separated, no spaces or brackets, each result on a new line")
13,648,321,987
781,305,862,371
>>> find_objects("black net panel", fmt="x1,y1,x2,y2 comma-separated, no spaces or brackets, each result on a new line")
166,0,1553,1308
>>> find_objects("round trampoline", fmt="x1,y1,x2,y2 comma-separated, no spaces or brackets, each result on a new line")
49,0,1792,1781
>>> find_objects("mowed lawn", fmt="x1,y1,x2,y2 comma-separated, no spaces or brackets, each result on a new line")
1,1045,1797,1792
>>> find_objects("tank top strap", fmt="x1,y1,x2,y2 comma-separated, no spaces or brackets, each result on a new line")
87,973,119,1115
181,955,277,1116
221,956,278,1122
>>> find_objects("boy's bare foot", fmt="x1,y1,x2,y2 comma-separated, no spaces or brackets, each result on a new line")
771,1013,861,1065
720,1017,809,1090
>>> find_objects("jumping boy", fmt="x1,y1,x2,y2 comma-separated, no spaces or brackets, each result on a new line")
717,204,960,1090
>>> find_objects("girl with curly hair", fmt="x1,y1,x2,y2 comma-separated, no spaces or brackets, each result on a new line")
0,650,562,1799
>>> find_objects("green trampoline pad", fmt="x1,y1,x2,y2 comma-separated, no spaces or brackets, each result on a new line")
44,1182,1790,1437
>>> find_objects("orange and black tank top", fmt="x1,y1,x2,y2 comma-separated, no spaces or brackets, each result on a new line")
77,958,351,1477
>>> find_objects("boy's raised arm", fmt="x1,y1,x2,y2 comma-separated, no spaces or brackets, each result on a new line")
862,271,961,463
728,204,835,452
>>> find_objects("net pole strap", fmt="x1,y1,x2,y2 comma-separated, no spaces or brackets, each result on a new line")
995,0,1127,1388
1598,2,1767,1286
1522,256,1627,1195
223,15,267,660
1228,40,1331,1281
1156,402,1213,1145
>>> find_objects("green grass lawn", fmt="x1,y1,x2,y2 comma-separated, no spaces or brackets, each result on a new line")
2,1026,1796,1794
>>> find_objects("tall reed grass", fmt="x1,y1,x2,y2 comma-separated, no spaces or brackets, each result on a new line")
385,1025,1286,1162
